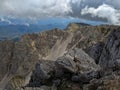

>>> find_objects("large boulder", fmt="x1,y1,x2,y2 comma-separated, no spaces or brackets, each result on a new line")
58,81,82,90
0,29,71,90
0,41,14,81
85,42,104,64
56,48,100,74
24,85,51,90
28,60,56,87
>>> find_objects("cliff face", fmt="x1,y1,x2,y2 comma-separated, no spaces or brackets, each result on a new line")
0,23,120,90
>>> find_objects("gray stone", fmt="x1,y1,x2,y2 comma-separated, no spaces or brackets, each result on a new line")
56,48,100,74
28,60,55,87
72,71,99,83
99,29,120,71
53,79,61,86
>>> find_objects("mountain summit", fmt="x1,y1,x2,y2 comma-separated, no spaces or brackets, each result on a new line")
0,23,120,90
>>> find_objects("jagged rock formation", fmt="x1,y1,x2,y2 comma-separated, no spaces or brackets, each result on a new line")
0,23,120,90
56,48,99,74
99,29,120,71
83,71,120,90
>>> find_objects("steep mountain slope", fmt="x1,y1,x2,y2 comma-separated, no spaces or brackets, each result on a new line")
0,23,120,90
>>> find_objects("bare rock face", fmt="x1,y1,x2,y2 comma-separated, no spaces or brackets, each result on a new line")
99,29,120,71
0,29,71,90
58,81,82,90
28,60,56,87
56,48,99,74
24,86,51,90
85,42,104,64
0,41,14,80
66,24,116,50
0,23,120,90
83,71,120,90
56,48,100,83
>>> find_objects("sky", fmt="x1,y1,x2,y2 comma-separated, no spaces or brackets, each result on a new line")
0,0,120,25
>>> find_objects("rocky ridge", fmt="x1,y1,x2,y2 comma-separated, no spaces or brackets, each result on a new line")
0,23,120,90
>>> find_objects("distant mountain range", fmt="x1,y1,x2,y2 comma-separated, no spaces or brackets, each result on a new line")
0,24,68,41
0,18,82,40
0,17,107,41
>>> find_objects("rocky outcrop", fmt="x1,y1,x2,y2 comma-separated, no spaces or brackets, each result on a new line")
0,23,120,90
83,71,120,90
28,60,56,87
24,86,52,90
56,48,100,83
0,29,71,90
0,41,14,81
56,48,99,74
99,29,120,71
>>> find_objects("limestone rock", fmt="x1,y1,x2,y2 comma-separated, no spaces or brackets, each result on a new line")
0,29,70,90
24,86,51,90
72,71,99,83
58,80,82,90
28,60,55,87
0,41,14,81
0,23,120,90
99,29,120,71
56,48,100,74
83,71,120,90
85,42,104,64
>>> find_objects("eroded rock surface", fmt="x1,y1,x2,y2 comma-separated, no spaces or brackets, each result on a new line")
0,23,120,90
99,29,120,71
56,48,99,74
83,71,120,90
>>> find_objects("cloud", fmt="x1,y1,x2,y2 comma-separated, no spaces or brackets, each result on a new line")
105,0,120,9
0,0,120,25
0,0,73,18
81,4,120,25
0,0,102,18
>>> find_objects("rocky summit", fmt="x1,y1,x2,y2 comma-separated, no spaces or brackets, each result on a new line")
0,23,120,90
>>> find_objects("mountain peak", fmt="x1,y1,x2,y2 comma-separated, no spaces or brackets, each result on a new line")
0,24,120,90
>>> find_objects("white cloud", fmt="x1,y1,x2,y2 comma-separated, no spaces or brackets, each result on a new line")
0,17,12,24
0,0,120,25
81,4,120,25
0,0,73,18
